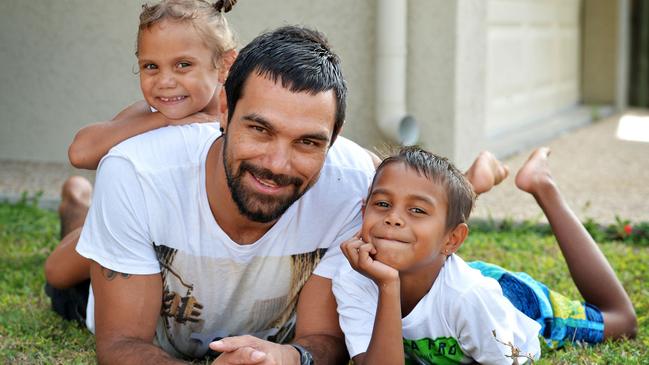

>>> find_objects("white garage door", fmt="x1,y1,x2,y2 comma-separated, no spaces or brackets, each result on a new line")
486,0,581,137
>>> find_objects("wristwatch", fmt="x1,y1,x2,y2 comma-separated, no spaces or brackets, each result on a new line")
290,343,314,365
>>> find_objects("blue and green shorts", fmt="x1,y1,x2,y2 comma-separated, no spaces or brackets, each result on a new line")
468,261,604,349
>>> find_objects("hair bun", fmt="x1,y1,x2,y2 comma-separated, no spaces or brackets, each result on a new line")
214,0,237,13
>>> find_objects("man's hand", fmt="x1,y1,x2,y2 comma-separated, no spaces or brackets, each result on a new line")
341,235,399,286
209,336,299,365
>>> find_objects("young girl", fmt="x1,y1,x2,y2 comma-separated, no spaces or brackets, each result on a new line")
333,146,636,364
44,0,238,324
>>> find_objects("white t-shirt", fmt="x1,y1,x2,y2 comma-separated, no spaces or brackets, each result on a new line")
333,254,542,365
76,123,375,358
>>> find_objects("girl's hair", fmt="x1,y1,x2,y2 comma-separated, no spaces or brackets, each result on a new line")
137,0,237,68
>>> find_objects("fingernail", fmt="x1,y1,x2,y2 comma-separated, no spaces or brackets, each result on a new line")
251,350,266,361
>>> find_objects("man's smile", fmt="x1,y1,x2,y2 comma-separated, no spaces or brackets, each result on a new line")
247,171,288,194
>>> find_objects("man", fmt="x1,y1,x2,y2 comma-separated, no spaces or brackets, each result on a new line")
78,26,372,364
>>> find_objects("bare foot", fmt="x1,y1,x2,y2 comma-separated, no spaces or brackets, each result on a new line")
59,176,92,238
465,151,510,195
514,147,554,195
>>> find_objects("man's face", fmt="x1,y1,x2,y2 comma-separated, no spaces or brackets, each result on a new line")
222,73,337,223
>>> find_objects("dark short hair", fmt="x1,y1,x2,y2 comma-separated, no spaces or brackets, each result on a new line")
371,146,475,231
224,25,347,144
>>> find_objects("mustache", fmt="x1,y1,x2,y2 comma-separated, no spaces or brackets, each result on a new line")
239,161,303,188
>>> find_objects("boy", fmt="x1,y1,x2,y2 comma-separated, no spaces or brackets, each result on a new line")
333,146,636,364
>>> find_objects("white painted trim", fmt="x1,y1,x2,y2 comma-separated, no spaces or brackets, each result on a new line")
616,0,630,110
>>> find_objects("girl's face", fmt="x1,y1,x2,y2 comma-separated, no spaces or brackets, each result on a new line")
137,19,222,120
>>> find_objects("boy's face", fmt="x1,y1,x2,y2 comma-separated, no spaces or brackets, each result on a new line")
361,162,452,273
138,19,221,120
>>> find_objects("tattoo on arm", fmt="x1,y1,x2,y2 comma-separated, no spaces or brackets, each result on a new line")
102,268,132,281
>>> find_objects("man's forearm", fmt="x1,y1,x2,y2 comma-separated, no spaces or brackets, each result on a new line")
97,337,186,365
295,334,348,365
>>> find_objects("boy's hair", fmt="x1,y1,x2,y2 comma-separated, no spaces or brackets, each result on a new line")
137,0,237,68
372,146,475,231
224,25,347,145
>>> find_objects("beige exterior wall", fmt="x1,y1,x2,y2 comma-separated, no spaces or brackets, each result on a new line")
0,0,383,163
0,1,142,162
0,0,625,166
407,0,457,163
581,0,619,104
408,0,487,169
486,0,581,137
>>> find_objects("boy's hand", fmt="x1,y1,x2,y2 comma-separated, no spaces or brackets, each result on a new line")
166,112,217,126
341,234,399,286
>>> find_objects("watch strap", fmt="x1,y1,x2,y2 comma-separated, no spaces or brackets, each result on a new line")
290,343,314,365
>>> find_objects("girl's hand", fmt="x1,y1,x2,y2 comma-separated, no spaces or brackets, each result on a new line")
341,234,399,286
165,112,217,126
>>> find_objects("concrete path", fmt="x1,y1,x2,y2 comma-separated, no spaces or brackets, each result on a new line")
473,110,649,224
1,110,648,224
0,159,95,211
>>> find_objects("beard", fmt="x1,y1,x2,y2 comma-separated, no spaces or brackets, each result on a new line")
223,135,312,223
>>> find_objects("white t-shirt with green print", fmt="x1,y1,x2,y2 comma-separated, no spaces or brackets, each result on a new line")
333,254,542,364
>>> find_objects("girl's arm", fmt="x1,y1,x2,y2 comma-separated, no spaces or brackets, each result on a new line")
68,101,161,169
68,101,215,170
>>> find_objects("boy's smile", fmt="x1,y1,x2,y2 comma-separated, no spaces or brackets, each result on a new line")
361,161,452,274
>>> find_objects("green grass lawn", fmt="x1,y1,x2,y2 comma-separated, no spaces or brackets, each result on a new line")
1,198,648,364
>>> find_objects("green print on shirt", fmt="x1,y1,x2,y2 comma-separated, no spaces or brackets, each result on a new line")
402,337,464,365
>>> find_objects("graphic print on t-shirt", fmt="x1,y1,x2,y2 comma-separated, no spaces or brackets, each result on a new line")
403,337,464,365
156,244,204,324
153,243,326,358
